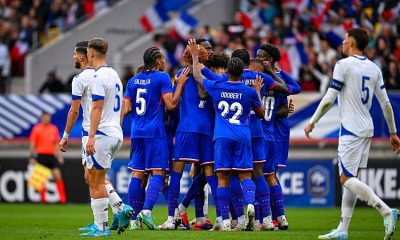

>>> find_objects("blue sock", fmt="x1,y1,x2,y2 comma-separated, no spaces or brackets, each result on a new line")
206,175,220,217
255,201,260,222
254,176,271,219
162,185,169,202
128,177,144,220
230,175,244,218
270,184,285,219
217,187,230,220
241,179,256,205
229,200,237,220
167,171,182,217
143,174,164,211
194,190,205,218
181,173,207,208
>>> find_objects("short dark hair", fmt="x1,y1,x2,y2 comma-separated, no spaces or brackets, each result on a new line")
259,43,281,63
249,58,264,71
196,39,207,45
88,38,108,55
347,28,369,51
227,57,244,77
206,53,228,69
143,47,163,71
231,49,250,66
75,41,88,56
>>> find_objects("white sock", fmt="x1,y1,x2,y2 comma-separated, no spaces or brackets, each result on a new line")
344,177,391,217
196,217,205,224
337,187,357,232
216,216,222,224
178,204,187,214
238,215,245,225
203,184,209,216
105,183,124,214
167,216,174,222
255,220,260,225
142,209,151,216
91,198,109,231
263,215,272,223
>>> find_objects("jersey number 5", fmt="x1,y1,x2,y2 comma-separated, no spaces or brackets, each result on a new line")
136,88,147,115
218,101,243,125
361,76,370,105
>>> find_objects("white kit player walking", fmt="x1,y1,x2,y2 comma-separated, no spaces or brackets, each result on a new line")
59,40,132,236
304,28,400,240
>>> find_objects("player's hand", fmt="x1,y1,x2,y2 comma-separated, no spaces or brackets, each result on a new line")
288,99,294,114
263,61,273,73
59,138,68,152
304,123,314,139
252,75,264,92
29,158,37,165
389,133,400,155
187,38,199,57
274,62,281,72
176,67,190,85
86,137,96,156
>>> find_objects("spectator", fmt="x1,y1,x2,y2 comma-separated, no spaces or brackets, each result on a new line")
0,38,10,93
122,65,134,92
29,112,66,204
39,71,65,93
65,0,85,29
317,39,337,66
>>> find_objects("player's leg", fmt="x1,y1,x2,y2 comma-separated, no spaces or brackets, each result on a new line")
50,155,67,204
273,141,289,230
252,137,273,230
216,171,230,231
138,138,169,230
230,174,245,231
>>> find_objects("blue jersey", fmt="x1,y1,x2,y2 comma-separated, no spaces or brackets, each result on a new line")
274,70,301,142
221,69,275,139
124,70,173,138
203,79,261,146
175,67,218,136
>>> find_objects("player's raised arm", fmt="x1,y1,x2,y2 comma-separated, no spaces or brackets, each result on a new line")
263,61,288,93
251,75,265,118
280,70,301,95
187,39,206,85
163,67,190,110
374,74,400,154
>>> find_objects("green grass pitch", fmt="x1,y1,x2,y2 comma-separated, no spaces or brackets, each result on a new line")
0,204,396,239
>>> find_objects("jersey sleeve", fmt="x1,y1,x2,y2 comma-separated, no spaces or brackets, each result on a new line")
160,73,173,95
260,73,275,90
201,67,221,80
329,60,346,91
91,74,107,101
71,77,83,100
202,79,218,97
280,70,301,95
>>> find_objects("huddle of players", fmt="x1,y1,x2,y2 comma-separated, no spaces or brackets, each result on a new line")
123,39,301,232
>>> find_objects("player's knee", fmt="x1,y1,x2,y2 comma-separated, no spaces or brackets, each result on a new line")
216,172,229,187
203,165,214,176
265,174,277,186
238,171,252,182
172,161,185,172
253,164,264,178
340,174,350,185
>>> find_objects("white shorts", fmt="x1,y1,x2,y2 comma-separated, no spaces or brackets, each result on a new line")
338,135,371,177
82,135,122,170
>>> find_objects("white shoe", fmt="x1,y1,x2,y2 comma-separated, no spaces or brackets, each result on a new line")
277,215,289,230
318,229,348,239
245,204,255,231
230,220,238,229
209,223,221,231
221,220,231,231
261,216,275,231
384,209,400,240
158,219,176,230
231,223,246,231
130,220,143,230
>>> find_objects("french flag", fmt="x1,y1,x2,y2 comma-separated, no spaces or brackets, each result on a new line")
139,3,170,32
173,12,198,39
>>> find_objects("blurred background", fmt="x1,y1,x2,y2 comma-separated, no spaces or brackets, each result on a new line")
0,0,399,208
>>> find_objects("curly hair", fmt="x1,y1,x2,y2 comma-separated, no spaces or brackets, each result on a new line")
207,53,228,69
259,43,281,63
182,44,209,65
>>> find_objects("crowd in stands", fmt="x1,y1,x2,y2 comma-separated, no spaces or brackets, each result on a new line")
0,0,119,93
154,0,400,93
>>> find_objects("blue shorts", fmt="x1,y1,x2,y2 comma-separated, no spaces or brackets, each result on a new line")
263,139,277,175
214,138,253,171
128,138,169,172
276,141,289,168
173,132,214,165
252,137,266,164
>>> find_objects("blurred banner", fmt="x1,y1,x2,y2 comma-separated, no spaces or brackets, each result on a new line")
1,93,399,140
0,157,88,203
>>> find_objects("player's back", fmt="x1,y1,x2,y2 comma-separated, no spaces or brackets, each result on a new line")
334,56,382,137
175,68,214,135
72,67,94,132
203,80,261,145
126,70,172,138
91,66,123,140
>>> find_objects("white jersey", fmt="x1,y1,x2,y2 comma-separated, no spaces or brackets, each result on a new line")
331,55,386,137
91,66,123,140
71,67,95,133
